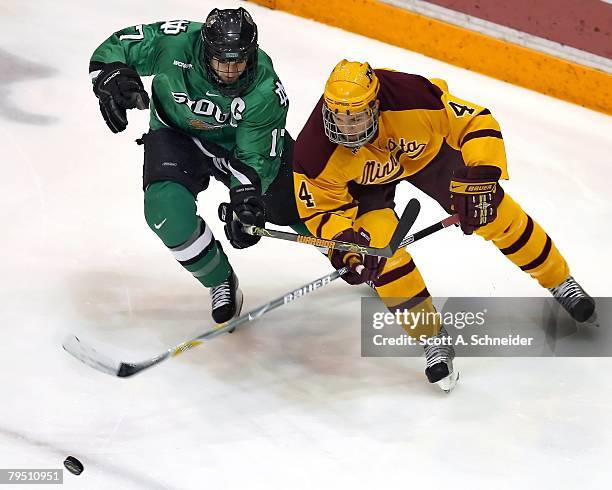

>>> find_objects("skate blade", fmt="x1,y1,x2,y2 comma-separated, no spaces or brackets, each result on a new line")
578,310,599,327
436,370,460,393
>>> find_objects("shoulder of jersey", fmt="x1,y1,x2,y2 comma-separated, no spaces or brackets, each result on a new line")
252,49,278,93
188,21,203,31
294,96,337,180
257,48,274,72
180,21,202,42
375,69,445,112
243,49,283,106
153,20,202,36
153,20,201,52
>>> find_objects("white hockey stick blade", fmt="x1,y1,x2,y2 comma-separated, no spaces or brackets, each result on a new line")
62,335,122,376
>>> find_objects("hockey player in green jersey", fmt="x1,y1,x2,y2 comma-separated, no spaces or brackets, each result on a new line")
89,8,300,323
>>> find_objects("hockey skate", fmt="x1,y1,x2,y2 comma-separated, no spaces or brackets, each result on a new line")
548,276,596,324
210,269,244,325
424,325,459,393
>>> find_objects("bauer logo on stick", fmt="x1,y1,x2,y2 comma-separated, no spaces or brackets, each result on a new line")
283,277,333,303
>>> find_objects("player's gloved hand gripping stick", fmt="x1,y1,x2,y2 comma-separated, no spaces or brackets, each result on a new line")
62,200,454,378
218,184,266,249
328,227,387,285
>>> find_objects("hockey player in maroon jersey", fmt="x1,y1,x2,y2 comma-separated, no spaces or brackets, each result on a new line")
293,60,596,391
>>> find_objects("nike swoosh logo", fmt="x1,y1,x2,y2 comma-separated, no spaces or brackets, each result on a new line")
450,184,462,189
206,91,220,97
154,218,167,230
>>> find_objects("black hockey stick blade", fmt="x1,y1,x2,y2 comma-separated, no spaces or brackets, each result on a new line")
383,198,421,256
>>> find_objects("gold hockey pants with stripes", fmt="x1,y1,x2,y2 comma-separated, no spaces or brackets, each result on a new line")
355,194,570,337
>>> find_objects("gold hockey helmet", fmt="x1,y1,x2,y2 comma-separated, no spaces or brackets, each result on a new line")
322,60,381,148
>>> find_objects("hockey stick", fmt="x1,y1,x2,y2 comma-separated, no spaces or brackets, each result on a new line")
243,198,421,258
62,201,422,378
399,213,459,248
246,208,459,257
63,267,349,378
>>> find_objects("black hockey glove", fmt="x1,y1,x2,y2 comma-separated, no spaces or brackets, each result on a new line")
218,184,266,249
91,62,149,133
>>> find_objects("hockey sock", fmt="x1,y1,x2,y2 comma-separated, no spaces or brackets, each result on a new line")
144,181,231,287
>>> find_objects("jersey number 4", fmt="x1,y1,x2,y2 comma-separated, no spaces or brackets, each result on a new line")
448,101,475,117
298,181,315,208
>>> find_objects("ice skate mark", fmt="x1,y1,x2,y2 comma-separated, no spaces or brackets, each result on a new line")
0,48,57,125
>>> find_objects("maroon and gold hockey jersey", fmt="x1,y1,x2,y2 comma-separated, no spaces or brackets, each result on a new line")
293,69,508,239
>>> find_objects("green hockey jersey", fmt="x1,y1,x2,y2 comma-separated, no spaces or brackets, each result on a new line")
90,20,289,192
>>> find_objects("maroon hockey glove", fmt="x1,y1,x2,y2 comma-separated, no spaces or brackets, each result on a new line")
450,165,504,235
328,228,387,285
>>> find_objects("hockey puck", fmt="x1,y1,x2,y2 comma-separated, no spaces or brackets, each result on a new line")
63,456,83,475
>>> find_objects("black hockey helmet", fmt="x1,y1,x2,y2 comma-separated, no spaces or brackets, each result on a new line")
201,7,258,96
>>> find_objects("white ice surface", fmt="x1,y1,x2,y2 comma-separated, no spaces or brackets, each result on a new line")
1,1,611,489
